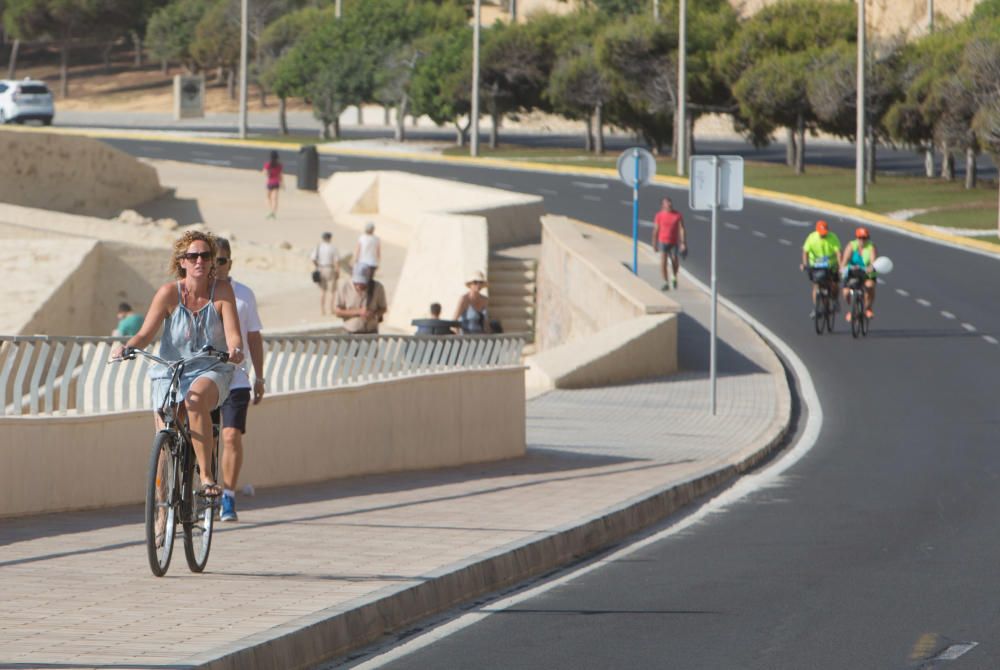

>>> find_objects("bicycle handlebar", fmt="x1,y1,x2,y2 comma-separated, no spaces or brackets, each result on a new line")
113,345,229,366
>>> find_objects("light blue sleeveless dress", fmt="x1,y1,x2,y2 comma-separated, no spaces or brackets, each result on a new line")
149,281,233,410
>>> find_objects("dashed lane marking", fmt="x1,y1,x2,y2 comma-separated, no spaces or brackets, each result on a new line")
538,188,558,195
724,222,740,230
192,158,232,166
583,194,602,202
896,288,910,297
572,181,608,190
494,182,513,189
779,239,792,246
916,298,931,307
752,231,767,238
781,217,811,227
984,335,998,345
693,214,709,222
940,311,956,320
961,323,977,332
639,219,654,229
933,642,979,661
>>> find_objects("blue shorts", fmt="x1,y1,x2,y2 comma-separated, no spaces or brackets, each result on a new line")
221,388,252,433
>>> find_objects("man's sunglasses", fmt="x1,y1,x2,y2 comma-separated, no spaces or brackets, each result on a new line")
217,257,230,266
180,251,213,262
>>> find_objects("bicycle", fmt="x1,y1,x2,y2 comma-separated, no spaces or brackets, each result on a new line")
115,346,228,577
806,262,836,335
845,267,870,338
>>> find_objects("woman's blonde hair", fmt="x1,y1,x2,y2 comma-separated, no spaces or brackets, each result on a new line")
169,230,218,279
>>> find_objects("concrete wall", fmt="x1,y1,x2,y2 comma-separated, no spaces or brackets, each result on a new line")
0,130,164,217
0,367,526,518
528,216,680,394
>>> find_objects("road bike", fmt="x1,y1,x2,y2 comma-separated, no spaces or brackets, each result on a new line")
807,262,836,335
845,267,871,339
116,346,228,577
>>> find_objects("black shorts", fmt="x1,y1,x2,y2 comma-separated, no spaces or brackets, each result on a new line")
221,388,251,433
659,243,678,259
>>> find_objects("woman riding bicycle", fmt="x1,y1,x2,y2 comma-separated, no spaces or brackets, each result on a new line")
112,231,244,497
840,226,878,322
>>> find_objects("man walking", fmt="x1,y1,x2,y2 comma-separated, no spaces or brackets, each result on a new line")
652,197,687,290
311,232,340,316
215,238,265,522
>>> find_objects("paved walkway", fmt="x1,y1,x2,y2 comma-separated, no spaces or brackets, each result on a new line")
0,228,790,670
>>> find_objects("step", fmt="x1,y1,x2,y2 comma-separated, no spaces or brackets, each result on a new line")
488,281,536,298
498,317,533,334
489,257,537,271
490,305,534,320
488,269,535,284
489,294,535,308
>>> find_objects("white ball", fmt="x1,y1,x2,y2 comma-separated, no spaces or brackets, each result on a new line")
872,256,894,274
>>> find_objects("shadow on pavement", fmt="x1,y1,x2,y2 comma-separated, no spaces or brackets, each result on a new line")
676,312,766,375
134,192,205,226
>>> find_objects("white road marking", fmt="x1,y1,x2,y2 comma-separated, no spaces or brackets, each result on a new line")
583,194,602,202
724,222,740,230
572,181,608,190
876,278,886,285
779,238,792,246
494,182,513,189
916,298,931,307
321,155,338,161
639,219,654,229
139,144,162,152
693,214,709,222
538,188,558,195
752,231,767,238
781,217,811,227
191,150,214,157
940,311,956,320
621,200,634,206
352,267,825,670
983,335,998,345
896,288,910,297
933,642,978,661
192,158,232,166
961,323,977,332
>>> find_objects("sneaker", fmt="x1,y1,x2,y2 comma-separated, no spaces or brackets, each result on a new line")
661,282,670,291
808,311,816,319
220,493,238,522
671,278,678,289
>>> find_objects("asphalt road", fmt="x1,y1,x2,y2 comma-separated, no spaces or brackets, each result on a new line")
112,139,1000,668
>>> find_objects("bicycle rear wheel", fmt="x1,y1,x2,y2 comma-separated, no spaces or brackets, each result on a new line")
824,292,835,333
145,431,179,577
814,292,825,335
182,440,216,573
861,308,870,336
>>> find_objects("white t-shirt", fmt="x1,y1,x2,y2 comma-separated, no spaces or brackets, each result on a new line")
357,233,379,267
311,241,339,268
230,279,263,390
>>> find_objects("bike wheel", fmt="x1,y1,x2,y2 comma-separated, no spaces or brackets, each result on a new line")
182,441,216,573
824,293,835,333
861,308,870,337
851,295,863,338
145,431,179,577
814,293,825,335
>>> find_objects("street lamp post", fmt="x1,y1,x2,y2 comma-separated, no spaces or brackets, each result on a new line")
927,0,933,33
855,0,866,205
237,0,248,139
471,0,481,157
653,0,659,22
335,0,342,19
677,0,687,176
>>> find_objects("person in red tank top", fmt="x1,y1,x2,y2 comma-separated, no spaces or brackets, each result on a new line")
651,197,687,290
263,150,283,219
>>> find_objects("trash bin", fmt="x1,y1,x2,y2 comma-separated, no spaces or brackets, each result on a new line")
297,145,319,191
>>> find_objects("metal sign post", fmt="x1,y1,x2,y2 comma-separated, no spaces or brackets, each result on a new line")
689,155,744,415
617,147,656,273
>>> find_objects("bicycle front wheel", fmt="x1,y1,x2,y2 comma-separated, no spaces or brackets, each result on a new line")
182,442,216,573
851,296,863,338
814,293,825,335
145,431,179,577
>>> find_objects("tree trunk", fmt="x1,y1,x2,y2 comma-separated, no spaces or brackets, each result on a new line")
394,96,408,142
356,105,363,125
321,121,331,140
278,97,288,135
786,127,796,167
332,117,341,139
794,114,805,174
965,147,977,189
594,102,604,155
131,31,143,68
924,148,934,178
940,141,953,180
411,113,418,127
489,106,500,149
161,59,168,75
226,69,236,100
383,105,390,125
455,124,465,147
584,115,593,153
59,43,70,98
866,136,876,185
102,43,113,74
686,113,695,159
7,39,19,79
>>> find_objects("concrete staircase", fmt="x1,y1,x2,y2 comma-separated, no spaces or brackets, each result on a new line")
488,257,537,341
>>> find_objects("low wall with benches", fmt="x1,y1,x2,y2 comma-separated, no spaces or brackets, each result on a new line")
0,366,525,518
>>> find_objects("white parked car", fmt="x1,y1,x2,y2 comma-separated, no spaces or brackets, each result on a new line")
0,78,54,125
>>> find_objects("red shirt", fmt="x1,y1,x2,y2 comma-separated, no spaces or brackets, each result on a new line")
264,161,283,187
654,210,683,244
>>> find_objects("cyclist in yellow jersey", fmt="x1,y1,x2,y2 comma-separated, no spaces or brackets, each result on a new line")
840,226,878,320
800,220,841,314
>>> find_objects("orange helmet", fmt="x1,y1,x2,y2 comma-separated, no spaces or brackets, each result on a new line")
816,220,829,235
855,227,870,239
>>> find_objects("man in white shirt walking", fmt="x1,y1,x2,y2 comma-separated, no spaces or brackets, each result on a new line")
311,232,340,316
215,238,265,522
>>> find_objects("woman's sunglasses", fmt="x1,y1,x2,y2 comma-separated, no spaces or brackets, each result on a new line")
180,251,213,262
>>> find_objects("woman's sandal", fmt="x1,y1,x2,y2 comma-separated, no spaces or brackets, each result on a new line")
197,482,223,498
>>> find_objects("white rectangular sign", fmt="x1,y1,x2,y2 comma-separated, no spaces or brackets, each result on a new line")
689,155,744,211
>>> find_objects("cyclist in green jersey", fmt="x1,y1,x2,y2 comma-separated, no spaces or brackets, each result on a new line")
840,226,878,321
800,220,841,315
